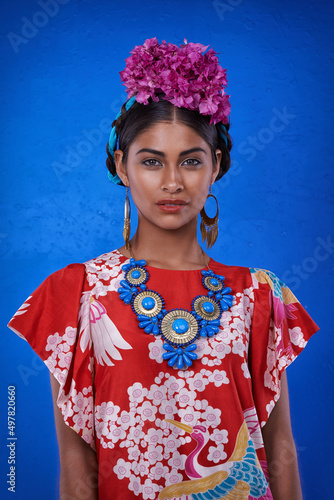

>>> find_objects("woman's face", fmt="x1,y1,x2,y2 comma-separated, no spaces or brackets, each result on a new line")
115,121,221,233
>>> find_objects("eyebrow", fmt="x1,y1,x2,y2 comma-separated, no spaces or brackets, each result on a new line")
135,147,207,157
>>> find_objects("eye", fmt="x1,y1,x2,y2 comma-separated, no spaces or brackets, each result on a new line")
182,158,202,167
142,158,162,167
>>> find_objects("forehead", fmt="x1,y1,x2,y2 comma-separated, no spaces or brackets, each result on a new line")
131,121,208,149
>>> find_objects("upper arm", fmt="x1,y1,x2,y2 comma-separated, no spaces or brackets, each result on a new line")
262,371,294,445
261,371,302,500
50,374,98,499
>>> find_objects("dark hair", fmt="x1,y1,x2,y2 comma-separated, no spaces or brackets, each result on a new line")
106,96,232,186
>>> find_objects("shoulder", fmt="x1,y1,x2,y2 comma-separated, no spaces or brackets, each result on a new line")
84,249,125,271
43,263,87,287
249,267,293,300
210,260,256,289
211,260,292,299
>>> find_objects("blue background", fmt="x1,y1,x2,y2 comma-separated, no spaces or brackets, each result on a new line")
1,0,333,498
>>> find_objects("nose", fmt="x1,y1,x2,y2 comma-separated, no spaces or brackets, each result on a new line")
161,165,184,193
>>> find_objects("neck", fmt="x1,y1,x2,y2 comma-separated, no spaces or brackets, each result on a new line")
119,218,209,270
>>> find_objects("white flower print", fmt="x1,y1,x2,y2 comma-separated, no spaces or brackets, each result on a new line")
165,470,184,486
56,381,94,446
207,444,227,463
178,406,201,427
150,462,169,480
167,451,187,470
148,338,164,363
128,382,149,404
129,473,142,496
290,326,306,348
187,372,210,392
63,326,77,346
241,362,251,379
133,458,150,477
207,369,229,387
46,331,62,352
72,391,89,414
147,384,167,406
144,428,164,448
144,444,163,465
195,339,213,359
162,433,181,455
230,316,247,337
232,338,246,357
159,399,177,418
164,376,186,396
142,478,160,500
72,412,90,431
107,424,126,443
95,401,120,423
128,444,141,462
278,356,290,371
114,458,132,479
202,405,221,428
194,398,209,411
210,338,232,360
175,387,196,408
266,400,275,418
85,251,124,297
212,428,228,445
117,410,136,431
53,367,67,385
264,370,273,388
177,369,194,379
128,425,144,445
137,401,157,422
45,357,57,371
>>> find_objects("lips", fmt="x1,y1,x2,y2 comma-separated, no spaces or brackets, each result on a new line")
156,199,188,213
156,199,188,206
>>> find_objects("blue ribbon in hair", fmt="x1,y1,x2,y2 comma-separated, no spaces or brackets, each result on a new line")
108,95,137,185
219,124,228,147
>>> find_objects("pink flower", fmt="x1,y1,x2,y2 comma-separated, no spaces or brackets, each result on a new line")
120,38,231,125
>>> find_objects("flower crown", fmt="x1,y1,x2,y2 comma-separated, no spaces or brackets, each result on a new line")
119,37,231,126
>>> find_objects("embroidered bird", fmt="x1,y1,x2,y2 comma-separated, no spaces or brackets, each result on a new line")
159,420,270,500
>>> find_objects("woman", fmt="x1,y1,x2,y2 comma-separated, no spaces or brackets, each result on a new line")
8,38,318,499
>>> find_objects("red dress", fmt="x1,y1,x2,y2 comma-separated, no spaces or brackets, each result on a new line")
8,250,318,499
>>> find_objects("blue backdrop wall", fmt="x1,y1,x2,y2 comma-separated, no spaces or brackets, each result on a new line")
1,0,333,498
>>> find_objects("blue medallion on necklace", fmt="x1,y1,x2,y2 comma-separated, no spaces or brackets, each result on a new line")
117,258,234,369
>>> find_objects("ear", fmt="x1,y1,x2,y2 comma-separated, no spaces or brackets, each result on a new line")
114,150,129,187
212,149,222,183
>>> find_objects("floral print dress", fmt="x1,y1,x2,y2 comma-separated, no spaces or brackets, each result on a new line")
8,250,318,499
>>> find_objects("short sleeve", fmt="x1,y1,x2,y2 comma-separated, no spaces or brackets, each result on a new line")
7,264,96,449
249,268,319,426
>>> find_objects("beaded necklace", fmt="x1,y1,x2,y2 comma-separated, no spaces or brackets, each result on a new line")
118,257,233,369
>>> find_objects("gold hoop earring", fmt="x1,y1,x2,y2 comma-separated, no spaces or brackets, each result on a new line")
200,187,219,249
123,187,131,250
